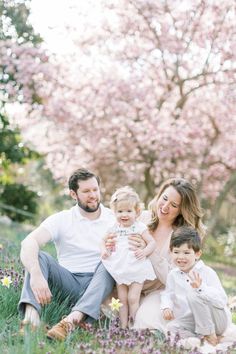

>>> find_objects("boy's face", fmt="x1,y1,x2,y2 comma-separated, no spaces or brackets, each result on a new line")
171,243,202,273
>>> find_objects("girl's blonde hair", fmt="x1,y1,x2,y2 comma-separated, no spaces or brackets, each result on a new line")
110,186,142,214
148,178,206,239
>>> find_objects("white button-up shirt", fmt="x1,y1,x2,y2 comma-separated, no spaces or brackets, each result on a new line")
160,260,231,322
41,204,115,273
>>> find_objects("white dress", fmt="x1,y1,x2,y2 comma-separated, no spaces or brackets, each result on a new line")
102,221,156,285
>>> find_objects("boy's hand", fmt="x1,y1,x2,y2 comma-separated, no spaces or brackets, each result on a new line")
134,249,146,260
162,308,174,321
189,271,202,288
101,249,111,259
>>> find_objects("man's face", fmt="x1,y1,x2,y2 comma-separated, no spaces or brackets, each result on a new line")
71,177,101,213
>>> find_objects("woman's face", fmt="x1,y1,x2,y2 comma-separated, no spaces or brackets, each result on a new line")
156,186,181,224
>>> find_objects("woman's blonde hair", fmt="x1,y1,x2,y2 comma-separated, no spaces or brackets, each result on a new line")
110,186,142,214
148,178,206,238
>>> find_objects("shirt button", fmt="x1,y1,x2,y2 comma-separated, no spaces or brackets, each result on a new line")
186,279,189,282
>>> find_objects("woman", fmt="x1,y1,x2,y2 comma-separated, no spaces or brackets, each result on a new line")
105,178,205,330
133,177,205,330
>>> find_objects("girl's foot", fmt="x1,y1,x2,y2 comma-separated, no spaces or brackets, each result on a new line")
203,333,218,346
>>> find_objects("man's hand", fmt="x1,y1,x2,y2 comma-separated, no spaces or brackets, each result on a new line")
104,232,117,252
30,271,52,305
134,248,147,260
162,308,174,321
101,248,111,259
128,234,146,251
189,271,202,289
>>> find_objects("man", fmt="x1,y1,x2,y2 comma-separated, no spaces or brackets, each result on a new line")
19,168,116,340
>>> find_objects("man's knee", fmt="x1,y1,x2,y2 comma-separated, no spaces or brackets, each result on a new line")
38,250,54,263
94,263,115,291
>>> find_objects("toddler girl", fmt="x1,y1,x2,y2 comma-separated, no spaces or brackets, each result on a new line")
101,186,156,328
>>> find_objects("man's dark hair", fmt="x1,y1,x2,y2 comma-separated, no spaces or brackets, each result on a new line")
170,226,202,252
68,168,100,192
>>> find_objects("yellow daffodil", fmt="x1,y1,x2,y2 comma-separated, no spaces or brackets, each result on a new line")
109,297,123,312
1,276,12,288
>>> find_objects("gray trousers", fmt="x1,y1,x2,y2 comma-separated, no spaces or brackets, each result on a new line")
166,291,228,337
18,251,115,321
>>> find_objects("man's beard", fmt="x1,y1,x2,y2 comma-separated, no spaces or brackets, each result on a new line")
77,198,100,213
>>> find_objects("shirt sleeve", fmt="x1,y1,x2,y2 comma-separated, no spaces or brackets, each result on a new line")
40,211,64,241
160,271,175,310
194,266,228,308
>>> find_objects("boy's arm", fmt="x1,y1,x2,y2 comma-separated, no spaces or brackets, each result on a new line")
190,267,228,308
160,272,175,310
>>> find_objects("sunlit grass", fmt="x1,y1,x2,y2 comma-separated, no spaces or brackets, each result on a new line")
0,221,236,353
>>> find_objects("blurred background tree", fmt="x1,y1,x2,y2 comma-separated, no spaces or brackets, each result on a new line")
11,0,235,234
1,0,235,251
0,0,68,222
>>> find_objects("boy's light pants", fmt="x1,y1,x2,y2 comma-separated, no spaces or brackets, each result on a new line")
166,291,229,337
18,251,115,322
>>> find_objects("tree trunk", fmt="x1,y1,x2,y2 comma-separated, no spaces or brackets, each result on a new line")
207,171,236,235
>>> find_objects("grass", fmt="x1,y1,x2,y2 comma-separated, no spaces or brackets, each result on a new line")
0,221,236,354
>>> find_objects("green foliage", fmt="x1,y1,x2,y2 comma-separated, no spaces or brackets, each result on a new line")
0,0,43,223
0,114,40,165
0,183,38,222
0,114,40,222
0,0,42,43
203,227,236,267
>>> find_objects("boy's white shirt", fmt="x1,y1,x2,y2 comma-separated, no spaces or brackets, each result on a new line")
160,260,231,323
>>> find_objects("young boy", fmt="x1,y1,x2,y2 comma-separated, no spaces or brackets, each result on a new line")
160,226,232,346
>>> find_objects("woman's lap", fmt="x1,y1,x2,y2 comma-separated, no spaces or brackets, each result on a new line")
133,290,167,332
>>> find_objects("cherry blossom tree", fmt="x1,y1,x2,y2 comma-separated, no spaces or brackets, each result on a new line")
12,0,236,231
0,0,51,220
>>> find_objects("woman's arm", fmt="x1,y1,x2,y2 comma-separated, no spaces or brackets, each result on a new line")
149,251,172,285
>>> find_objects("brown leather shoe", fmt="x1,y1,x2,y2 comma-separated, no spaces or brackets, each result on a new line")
47,319,74,341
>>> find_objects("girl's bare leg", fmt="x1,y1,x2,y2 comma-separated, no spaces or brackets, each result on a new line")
128,282,143,327
117,284,128,329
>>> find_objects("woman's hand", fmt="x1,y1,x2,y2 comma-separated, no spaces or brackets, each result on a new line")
128,234,146,251
104,232,117,252
134,249,147,260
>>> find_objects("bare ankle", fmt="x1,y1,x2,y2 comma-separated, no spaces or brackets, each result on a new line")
66,311,84,326
24,304,40,327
